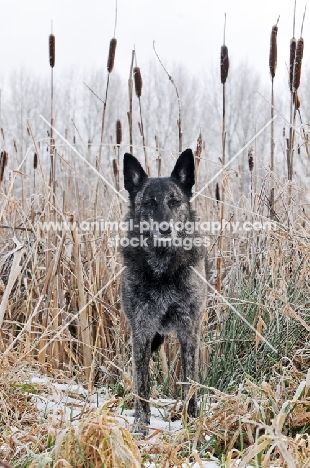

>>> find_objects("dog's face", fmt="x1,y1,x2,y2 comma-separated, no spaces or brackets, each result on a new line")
123,149,195,243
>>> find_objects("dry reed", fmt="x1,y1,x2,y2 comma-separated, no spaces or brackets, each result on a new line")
217,15,229,292
133,65,149,174
153,41,182,153
269,19,279,217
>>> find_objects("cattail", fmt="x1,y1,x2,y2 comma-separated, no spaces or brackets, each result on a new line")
88,139,91,151
220,45,229,84
116,119,122,146
215,183,220,204
295,93,301,109
293,37,304,91
133,66,142,98
107,38,117,73
289,38,296,91
1,128,4,140
13,140,17,153
3,151,8,168
0,150,8,183
33,152,38,169
49,34,55,68
248,146,254,172
112,159,118,179
269,25,278,79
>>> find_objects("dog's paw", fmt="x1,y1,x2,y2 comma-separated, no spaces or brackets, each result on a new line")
130,416,150,437
130,423,149,437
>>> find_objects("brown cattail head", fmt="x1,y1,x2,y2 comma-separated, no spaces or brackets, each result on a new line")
13,140,17,153
248,146,254,172
220,45,229,84
133,66,142,98
0,150,8,183
49,34,55,68
33,152,38,169
112,158,118,179
293,37,304,92
295,93,301,109
116,119,122,146
269,25,278,79
215,182,220,204
107,38,117,73
289,38,296,91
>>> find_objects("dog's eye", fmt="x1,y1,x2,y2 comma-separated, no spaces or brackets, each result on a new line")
169,199,181,207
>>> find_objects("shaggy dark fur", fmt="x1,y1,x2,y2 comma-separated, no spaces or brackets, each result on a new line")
121,149,206,435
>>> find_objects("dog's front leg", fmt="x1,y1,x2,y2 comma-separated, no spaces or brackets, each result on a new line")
131,332,152,435
178,330,200,418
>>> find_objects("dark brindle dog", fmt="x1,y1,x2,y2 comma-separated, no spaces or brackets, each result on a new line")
121,149,206,434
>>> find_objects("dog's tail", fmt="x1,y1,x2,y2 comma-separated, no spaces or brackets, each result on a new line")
151,333,164,353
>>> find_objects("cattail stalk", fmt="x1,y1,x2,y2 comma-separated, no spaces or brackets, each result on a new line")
134,66,149,175
217,14,229,293
98,37,117,172
94,37,117,218
127,50,135,154
287,1,305,208
114,119,122,191
33,152,37,192
269,18,279,217
49,30,55,194
194,130,202,210
248,146,254,209
153,41,182,153
155,135,161,177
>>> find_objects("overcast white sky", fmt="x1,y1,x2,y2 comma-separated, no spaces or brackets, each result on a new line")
0,0,308,86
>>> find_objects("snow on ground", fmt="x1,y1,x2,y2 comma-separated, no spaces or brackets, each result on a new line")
28,373,221,466
27,374,280,468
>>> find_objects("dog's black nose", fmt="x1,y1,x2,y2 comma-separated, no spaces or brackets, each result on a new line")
159,225,171,235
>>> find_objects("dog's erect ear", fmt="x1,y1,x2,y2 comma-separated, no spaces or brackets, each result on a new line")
123,153,148,198
170,148,195,196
